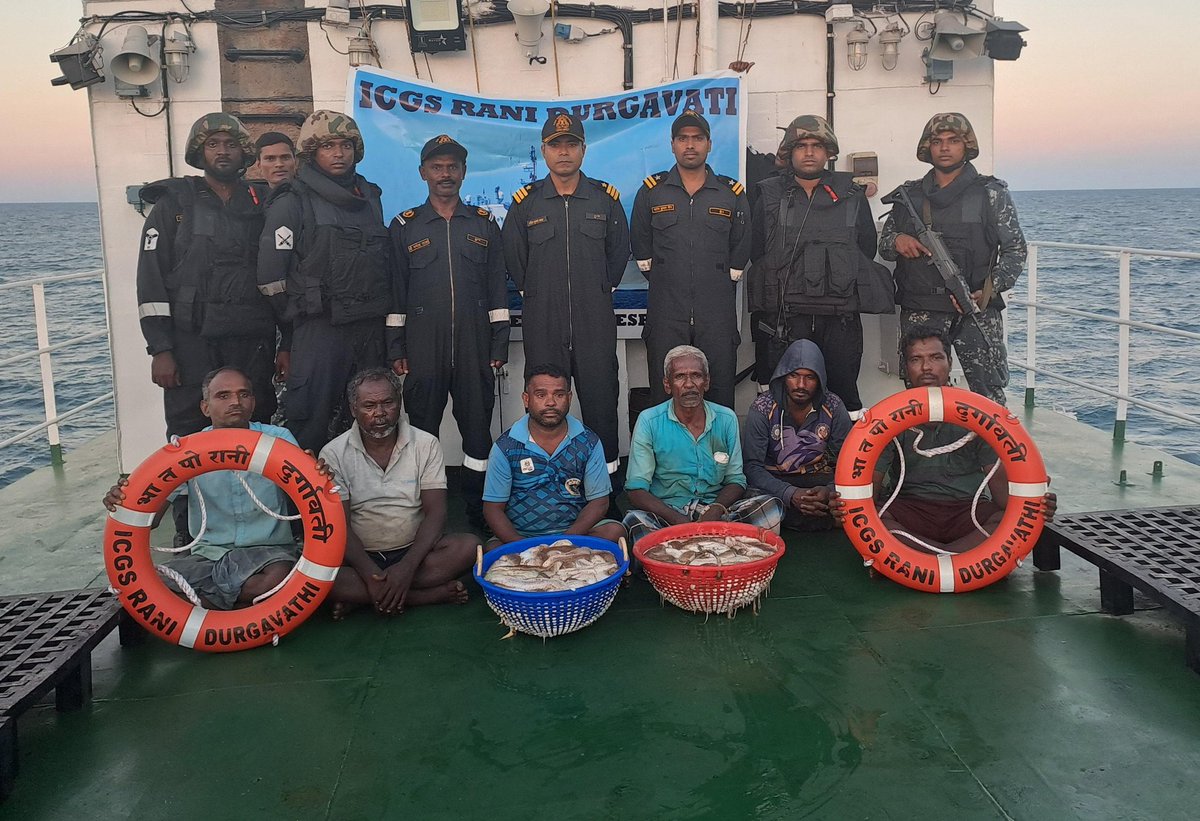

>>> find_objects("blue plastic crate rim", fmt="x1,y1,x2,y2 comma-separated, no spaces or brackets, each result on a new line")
473,534,629,601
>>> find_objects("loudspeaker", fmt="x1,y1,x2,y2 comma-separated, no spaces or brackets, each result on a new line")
110,25,160,85
928,13,986,61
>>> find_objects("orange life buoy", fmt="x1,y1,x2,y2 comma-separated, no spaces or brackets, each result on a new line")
834,387,1048,593
104,428,346,651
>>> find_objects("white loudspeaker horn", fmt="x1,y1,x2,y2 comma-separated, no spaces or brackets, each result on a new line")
110,25,161,85
510,0,550,57
927,13,986,61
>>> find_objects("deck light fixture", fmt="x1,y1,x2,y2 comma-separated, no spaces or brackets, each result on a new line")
510,0,551,64
846,22,870,71
407,0,467,53
879,22,904,71
984,18,1029,61
348,27,378,66
49,34,104,90
163,30,195,83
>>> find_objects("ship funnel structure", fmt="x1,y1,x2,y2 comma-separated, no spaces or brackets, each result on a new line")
927,13,986,61
509,0,551,64
110,26,161,85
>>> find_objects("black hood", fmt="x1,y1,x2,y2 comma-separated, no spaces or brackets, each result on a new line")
768,339,828,409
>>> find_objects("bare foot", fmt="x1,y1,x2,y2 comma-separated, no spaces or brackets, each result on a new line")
331,600,362,621
405,580,470,607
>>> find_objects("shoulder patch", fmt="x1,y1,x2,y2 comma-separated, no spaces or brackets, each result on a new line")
476,206,491,218
402,209,416,218
592,179,620,201
512,184,533,205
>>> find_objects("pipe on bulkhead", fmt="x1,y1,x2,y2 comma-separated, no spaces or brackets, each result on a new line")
697,0,719,74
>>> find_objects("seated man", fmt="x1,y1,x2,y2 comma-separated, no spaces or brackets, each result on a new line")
743,339,852,531
483,365,627,546
831,328,1056,553
320,367,476,616
102,367,312,610
622,345,783,544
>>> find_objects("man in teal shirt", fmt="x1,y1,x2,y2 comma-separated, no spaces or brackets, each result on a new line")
104,367,319,609
623,346,783,544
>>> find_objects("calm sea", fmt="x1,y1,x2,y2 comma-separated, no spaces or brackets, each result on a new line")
0,190,1197,488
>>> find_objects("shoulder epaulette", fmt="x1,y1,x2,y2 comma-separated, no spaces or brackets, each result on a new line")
642,172,667,190
512,183,534,205
393,207,417,226
592,178,620,201
719,175,746,197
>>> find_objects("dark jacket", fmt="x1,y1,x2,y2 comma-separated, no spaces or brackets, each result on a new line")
257,163,393,328
630,165,750,329
742,339,852,505
501,173,630,351
136,176,274,354
748,170,880,318
389,199,509,363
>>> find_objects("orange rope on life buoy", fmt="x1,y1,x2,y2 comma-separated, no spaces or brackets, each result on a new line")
834,387,1048,593
104,428,346,651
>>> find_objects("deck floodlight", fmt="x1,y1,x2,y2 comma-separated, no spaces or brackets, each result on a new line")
985,18,1029,61
163,30,195,83
407,0,467,53
49,34,104,90
846,22,870,71
927,12,986,61
510,0,551,63
879,22,904,71
110,25,161,86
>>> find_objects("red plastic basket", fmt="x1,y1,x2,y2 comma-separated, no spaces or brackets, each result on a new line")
632,522,786,616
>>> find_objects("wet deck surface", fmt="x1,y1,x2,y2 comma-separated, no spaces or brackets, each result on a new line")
3,409,1200,819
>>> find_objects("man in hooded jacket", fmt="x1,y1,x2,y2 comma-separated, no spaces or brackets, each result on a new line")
257,110,398,453
748,115,887,411
879,112,1027,406
742,339,852,531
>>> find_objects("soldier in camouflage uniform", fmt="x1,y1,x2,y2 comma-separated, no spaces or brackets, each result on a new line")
879,113,1027,405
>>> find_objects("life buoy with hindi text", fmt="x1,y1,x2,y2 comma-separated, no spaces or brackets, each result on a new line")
103,428,346,651
834,387,1048,593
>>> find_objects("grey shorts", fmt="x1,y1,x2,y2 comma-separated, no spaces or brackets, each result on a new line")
161,544,301,610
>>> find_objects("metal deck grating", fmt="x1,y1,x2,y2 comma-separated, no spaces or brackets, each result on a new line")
1034,505,1200,673
0,589,122,800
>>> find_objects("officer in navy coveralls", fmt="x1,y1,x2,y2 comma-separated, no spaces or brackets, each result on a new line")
501,113,630,480
630,109,750,409
483,365,626,546
389,134,509,529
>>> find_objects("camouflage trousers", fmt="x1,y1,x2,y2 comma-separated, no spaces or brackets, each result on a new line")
899,307,1008,406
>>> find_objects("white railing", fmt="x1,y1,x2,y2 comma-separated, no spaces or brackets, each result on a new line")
0,270,113,464
1010,242,1200,441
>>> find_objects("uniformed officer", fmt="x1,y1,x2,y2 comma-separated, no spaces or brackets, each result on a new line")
389,134,509,530
879,112,1027,406
257,110,397,454
748,115,886,411
136,112,283,543
501,113,630,478
631,109,750,409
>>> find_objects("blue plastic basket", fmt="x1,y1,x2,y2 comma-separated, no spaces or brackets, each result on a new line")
473,535,628,638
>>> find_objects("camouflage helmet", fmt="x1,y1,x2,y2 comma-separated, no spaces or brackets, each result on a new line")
916,112,980,163
298,110,365,163
184,113,256,170
777,114,839,161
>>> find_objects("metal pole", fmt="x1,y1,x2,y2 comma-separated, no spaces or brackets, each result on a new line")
1024,244,1038,408
696,0,718,73
32,283,63,466
1114,251,1131,442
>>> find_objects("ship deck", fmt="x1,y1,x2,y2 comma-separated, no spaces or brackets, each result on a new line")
3,402,1200,820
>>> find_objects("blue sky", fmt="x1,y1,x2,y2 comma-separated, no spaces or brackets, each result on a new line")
2,0,1197,201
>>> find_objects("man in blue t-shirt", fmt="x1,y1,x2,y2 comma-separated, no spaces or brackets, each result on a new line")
482,364,627,546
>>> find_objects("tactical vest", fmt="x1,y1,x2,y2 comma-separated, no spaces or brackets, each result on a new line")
893,177,997,312
750,172,880,316
152,177,274,339
287,176,392,325
496,426,599,534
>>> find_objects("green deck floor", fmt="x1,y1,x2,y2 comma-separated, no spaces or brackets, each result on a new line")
3,405,1200,820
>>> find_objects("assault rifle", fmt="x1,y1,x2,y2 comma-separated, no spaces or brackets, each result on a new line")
883,186,981,316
